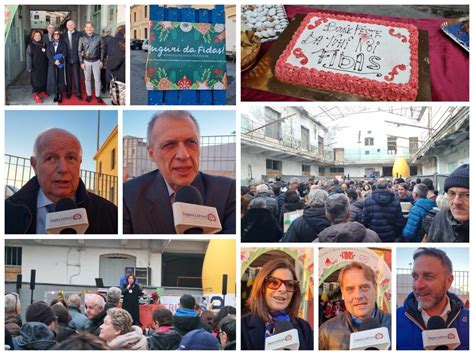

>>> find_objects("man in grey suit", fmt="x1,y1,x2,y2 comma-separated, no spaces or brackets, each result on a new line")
123,110,236,234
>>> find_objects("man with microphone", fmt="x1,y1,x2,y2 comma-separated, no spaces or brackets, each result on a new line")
123,110,236,234
397,248,469,350
5,128,117,234
319,262,391,350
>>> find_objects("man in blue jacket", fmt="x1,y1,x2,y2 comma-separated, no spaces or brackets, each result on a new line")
397,248,469,350
402,184,436,242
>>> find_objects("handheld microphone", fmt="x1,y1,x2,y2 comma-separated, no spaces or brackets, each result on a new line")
172,186,222,234
422,316,460,350
45,198,89,234
349,318,390,350
264,320,300,350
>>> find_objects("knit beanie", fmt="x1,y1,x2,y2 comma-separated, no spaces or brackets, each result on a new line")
444,164,469,192
26,301,56,326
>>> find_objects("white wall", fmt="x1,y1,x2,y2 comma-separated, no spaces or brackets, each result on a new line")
436,140,469,175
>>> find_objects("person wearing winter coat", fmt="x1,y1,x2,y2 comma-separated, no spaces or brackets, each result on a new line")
402,184,436,242
121,274,145,326
46,30,68,102
241,198,282,242
279,190,305,227
51,303,77,342
362,180,404,242
26,30,49,103
346,188,364,223
255,184,279,220
12,322,57,350
282,188,330,242
397,248,469,350
66,294,90,332
316,194,381,243
99,308,148,350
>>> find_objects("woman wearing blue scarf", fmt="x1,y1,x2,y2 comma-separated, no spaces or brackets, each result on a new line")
46,30,67,103
241,258,313,350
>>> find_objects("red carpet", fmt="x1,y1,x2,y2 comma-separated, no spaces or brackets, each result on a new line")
59,75,107,106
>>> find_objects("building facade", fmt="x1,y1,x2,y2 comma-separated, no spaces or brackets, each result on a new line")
93,126,118,204
130,5,149,40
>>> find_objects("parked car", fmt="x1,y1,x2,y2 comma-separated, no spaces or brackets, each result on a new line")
142,39,150,51
130,39,143,50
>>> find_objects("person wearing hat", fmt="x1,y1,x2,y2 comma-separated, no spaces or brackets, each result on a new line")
12,301,58,350
178,328,221,350
428,164,469,242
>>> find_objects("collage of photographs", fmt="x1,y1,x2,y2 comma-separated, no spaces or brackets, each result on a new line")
1,0,471,352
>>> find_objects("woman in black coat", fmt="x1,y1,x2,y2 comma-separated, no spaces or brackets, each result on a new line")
26,30,48,103
107,25,125,83
46,30,67,102
241,258,313,350
121,274,144,326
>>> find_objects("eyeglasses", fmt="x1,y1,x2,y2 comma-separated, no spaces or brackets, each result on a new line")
265,276,299,292
447,190,469,202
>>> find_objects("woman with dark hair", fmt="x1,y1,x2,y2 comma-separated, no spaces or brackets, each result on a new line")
241,258,313,350
26,30,48,103
121,274,144,326
46,30,67,102
50,303,77,342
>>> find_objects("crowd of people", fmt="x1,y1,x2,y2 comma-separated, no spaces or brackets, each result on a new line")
26,20,125,104
5,286,236,350
241,164,469,243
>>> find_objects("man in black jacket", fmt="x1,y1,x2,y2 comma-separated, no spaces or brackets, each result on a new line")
63,20,82,100
5,128,117,234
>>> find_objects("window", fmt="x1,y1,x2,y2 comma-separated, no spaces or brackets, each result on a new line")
144,6,148,18
387,136,397,155
135,267,151,286
111,149,116,170
144,27,148,39
134,29,137,39
99,161,102,174
264,108,281,140
266,159,282,176
301,126,309,150
162,253,204,288
34,15,39,19
367,130,372,134
302,164,311,176
134,12,136,22
5,247,22,266
318,136,324,156
409,137,419,154
365,150,370,155
329,167,344,173
364,137,374,146
319,167,325,175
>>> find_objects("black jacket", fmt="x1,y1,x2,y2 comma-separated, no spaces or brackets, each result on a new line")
78,33,105,62
349,199,364,223
282,207,330,242
361,189,404,242
317,222,381,243
241,313,313,350
241,208,282,242
107,32,125,82
172,315,209,336
147,329,182,350
62,30,82,64
5,176,117,234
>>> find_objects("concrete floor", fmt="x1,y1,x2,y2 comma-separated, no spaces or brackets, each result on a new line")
303,5,469,19
131,49,236,105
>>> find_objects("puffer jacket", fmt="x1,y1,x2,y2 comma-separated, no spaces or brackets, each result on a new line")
5,313,21,336
396,292,469,350
78,33,105,62
108,326,148,350
147,329,182,350
402,198,436,241
316,222,381,243
241,208,282,242
319,308,391,350
361,189,404,242
428,207,469,242
282,207,330,242
349,199,365,223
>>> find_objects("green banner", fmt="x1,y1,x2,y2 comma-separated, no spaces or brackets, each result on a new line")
145,20,227,91
5,5,19,40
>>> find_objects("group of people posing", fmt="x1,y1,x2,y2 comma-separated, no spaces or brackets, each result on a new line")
241,164,469,243
27,20,125,104
6,284,236,351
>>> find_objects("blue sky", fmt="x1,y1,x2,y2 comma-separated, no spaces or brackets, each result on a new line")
397,247,469,272
5,110,117,171
123,110,236,138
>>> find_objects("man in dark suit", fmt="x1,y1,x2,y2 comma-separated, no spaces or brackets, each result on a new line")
123,111,236,234
42,24,56,44
62,19,82,100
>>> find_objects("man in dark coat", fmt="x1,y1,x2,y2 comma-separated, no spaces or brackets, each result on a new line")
241,198,282,242
107,26,126,83
282,188,330,242
5,128,117,234
85,294,107,336
172,295,209,336
123,111,235,234
428,164,469,242
361,180,404,242
62,20,83,100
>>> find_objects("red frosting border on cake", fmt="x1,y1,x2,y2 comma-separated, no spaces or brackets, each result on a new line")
275,12,419,101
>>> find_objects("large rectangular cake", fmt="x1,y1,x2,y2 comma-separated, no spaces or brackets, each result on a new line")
275,12,419,101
